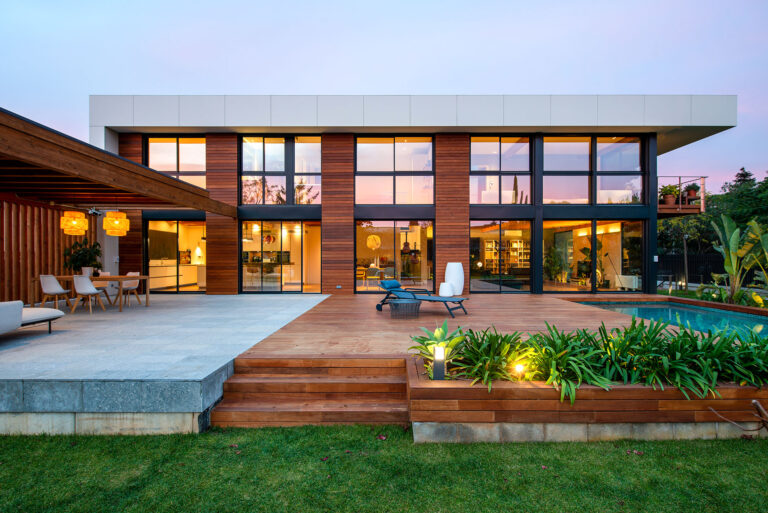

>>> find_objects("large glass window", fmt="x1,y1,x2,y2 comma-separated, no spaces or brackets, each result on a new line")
241,221,321,293
470,220,531,292
542,220,592,292
596,221,643,291
147,220,206,292
543,137,590,205
355,220,433,291
147,137,206,188
355,137,433,204
241,136,320,205
596,137,643,204
470,137,530,205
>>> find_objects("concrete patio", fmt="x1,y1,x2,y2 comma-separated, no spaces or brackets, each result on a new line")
0,294,326,434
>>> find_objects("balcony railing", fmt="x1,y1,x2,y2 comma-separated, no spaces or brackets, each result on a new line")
657,175,707,217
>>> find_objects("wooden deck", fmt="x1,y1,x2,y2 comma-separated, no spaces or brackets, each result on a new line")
240,294,658,358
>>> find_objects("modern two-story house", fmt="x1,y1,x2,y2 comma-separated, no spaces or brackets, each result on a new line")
88,95,736,296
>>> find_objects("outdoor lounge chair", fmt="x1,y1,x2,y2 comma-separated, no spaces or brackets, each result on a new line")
376,280,468,318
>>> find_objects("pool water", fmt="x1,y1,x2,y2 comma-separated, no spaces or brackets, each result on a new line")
580,301,768,335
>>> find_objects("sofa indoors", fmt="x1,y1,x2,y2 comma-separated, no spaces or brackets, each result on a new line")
0,300,65,335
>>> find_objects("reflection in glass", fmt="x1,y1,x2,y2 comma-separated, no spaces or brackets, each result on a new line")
295,136,321,173
501,175,531,204
395,175,433,204
357,138,394,171
242,221,321,293
470,221,531,292
597,175,642,204
395,137,432,171
355,221,433,291
241,177,264,205
242,137,264,172
501,137,529,171
265,138,285,171
265,176,287,204
179,138,206,171
597,137,640,171
543,221,592,291
543,176,589,204
543,137,590,171
355,176,393,204
295,175,322,204
470,137,500,171
469,175,499,204
148,138,177,171
596,221,643,291
179,175,206,189
147,220,206,292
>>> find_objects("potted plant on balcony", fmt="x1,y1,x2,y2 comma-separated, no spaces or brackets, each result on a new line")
659,184,679,205
684,183,700,198
63,237,103,275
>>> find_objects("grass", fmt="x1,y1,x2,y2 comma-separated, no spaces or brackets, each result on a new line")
1,426,767,513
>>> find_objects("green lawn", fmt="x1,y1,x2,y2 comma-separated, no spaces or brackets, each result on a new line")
1,426,766,513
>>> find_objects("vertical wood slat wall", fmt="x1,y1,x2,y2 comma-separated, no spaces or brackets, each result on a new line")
117,134,144,278
0,199,97,305
320,134,355,294
435,134,470,294
205,134,239,294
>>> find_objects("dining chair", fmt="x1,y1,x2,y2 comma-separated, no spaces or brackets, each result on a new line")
121,272,142,307
39,275,72,310
364,267,381,290
71,275,106,314
91,271,114,306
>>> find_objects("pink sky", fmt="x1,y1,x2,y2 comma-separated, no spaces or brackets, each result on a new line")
1,0,766,191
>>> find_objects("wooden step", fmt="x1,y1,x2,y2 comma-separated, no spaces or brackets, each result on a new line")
211,398,409,425
233,365,406,376
223,374,406,394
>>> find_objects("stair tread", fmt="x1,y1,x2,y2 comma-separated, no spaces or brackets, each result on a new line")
226,374,406,384
215,398,408,412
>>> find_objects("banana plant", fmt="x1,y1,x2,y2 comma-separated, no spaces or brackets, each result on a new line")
409,320,465,378
711,215,759,303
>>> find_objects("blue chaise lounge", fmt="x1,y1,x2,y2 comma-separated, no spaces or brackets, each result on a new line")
376,280,468,318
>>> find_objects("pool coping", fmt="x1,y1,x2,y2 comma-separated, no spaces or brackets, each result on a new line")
561,295,768,318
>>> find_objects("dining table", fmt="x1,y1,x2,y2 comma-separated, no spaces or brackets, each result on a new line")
36,275,151,312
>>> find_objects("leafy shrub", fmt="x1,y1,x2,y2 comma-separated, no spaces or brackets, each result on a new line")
528,324,612,403
452,328,531,392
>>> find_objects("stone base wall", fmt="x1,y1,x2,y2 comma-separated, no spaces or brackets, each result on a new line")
413,422,766,443
0,412,201,435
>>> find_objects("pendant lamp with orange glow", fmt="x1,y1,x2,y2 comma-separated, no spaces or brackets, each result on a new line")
103,211,130,236
60,211,88,236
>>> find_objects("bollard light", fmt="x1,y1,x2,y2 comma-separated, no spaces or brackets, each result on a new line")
433,345,446,380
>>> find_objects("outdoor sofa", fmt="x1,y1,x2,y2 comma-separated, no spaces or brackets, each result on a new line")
0,300,65,335
377,280,468,318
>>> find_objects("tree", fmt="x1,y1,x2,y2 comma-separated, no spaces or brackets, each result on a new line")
657,216,710,289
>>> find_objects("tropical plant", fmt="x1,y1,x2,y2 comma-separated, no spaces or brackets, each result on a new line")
711,214,760,303
543,245,564,281
528,324,612,403
408,320,464,379
452,328,532,391
63,237,102,273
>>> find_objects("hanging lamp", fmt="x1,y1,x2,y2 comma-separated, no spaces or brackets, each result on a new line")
103,211,130,236
60,211,88,236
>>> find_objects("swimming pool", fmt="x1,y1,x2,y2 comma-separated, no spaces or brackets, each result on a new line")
580,301,768,335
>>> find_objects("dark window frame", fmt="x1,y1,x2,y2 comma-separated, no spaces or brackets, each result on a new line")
469,219,533,294
239,135,322,206
469,136,532,206
143,134,207,186
354,135,436,206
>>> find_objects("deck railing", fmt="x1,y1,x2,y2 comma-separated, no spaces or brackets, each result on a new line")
658,175,707,214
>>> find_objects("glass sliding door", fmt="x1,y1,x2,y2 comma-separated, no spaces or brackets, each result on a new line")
470,220,531,292
241,221,321,293
147,220,206,292
355,220,433,292
596,220,643,291
542,221,592,292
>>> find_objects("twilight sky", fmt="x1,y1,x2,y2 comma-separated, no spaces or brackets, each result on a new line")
1,0,766,191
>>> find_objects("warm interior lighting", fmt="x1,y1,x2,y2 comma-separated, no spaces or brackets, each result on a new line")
576,229,589,237
366,234,381,250
103,211,129,237
60,211,88,236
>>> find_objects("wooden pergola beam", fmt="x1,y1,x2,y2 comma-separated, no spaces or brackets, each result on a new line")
0,108,236,218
